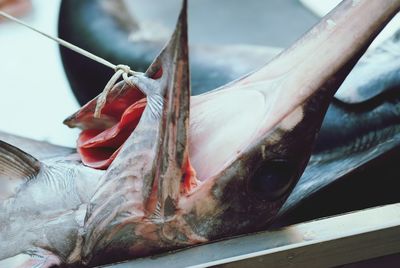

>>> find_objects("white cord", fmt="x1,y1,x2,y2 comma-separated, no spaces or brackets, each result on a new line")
0,10,143,117
0,10,138,75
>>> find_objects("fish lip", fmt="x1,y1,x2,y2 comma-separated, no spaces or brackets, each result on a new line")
63,115,75,127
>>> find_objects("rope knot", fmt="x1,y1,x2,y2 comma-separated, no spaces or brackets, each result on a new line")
115,64,133,75
94,64,138,118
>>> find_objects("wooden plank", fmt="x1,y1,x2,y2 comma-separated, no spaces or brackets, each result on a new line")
107,203,400,268
216,224,400,268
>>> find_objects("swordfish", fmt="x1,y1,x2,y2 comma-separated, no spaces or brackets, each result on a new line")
1,0,400,267
58,0,400,218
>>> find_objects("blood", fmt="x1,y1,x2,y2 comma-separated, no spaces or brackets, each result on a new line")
182,158,198,193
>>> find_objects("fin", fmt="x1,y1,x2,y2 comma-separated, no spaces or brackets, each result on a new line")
281,129,400,215
0,140,41,200
0,130,74,160
0,249,60,268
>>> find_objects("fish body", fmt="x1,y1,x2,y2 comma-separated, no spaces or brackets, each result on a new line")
1,0,400,267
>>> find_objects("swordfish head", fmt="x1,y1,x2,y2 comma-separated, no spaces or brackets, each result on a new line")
1,0,398,267
62,0,400,265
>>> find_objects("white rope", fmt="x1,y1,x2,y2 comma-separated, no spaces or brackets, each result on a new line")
94,65,136,117
0,10,141,118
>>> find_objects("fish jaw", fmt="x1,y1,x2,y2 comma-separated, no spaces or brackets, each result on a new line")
183,0,400,235
77,0,200,265
179,88,333,239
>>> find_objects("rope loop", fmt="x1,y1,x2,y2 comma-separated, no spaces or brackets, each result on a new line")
115,64,136,87
94,65,138,118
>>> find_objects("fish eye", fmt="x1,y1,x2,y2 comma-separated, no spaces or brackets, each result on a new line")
249,159,297,201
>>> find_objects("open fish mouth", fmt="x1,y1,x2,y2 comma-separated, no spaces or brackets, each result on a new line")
1,0,400,267
61,0,399,264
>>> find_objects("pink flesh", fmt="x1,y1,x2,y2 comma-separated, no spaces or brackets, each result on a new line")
78,98,146,169
189,89,271,181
